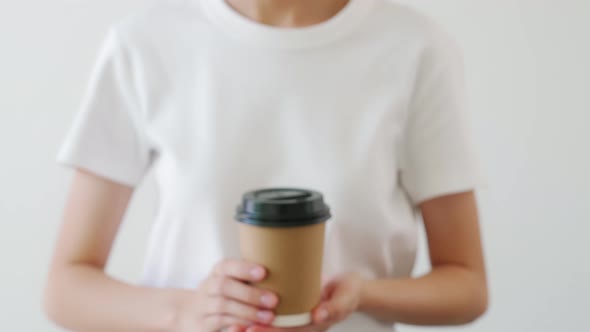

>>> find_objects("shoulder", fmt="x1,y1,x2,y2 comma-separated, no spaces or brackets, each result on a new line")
110,0,210,47
370,0,454,40
369,0,463,60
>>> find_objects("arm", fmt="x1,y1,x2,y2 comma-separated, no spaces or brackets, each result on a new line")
358,191,488,325
44,170,179,332
45,170,280,332
242,191,488,332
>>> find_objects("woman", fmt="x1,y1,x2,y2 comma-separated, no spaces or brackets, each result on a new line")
44,0,488,331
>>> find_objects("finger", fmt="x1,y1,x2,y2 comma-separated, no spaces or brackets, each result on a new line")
214,258,267,282
204,314,251,331
206,297,275,325
208,276,279,309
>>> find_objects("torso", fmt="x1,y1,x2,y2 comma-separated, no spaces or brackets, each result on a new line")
116,1,445,330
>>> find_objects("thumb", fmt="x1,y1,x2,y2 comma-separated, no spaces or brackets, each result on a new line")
320,277,338,301
227,325,248,332
314,281,352,323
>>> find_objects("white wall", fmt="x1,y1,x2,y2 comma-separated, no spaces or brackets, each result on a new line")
1,1,588,331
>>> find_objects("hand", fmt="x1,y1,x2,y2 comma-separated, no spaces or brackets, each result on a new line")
172,258,279,332
244,273,365,332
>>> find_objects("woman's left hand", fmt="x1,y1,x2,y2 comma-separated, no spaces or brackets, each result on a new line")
243,273,365,332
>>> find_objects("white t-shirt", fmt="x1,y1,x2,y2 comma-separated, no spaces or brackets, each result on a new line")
58,0,480,330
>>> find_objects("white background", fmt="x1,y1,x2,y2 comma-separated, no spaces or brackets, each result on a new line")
1,0,589,331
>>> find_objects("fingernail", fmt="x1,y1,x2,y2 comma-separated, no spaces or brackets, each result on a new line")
250,267,265,279
257,310,274,322
261,293,277,308
316,308,329,322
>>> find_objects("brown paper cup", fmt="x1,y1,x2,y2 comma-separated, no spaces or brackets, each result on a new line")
235,188,331,327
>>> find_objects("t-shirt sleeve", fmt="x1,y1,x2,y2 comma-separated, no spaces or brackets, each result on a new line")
400,29,482,205
57,28,153,187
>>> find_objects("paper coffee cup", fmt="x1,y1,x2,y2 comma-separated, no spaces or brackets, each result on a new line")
235,188,331,327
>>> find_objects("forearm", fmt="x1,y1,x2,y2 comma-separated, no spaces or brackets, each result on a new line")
44,263,181,332
358,265,488,325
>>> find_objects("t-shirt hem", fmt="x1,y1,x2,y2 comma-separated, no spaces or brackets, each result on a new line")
408,172,484,205
56,153,143,187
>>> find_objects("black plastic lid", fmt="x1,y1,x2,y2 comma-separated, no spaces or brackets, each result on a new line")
235,188,331,227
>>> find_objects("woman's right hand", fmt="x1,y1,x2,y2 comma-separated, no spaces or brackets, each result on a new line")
173,258,279,332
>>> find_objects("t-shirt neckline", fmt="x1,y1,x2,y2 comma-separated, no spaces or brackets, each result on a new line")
201,0,375,49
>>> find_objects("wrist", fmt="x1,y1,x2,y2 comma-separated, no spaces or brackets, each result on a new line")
356,276,373,313
357,277,399,315
160,289,190,332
